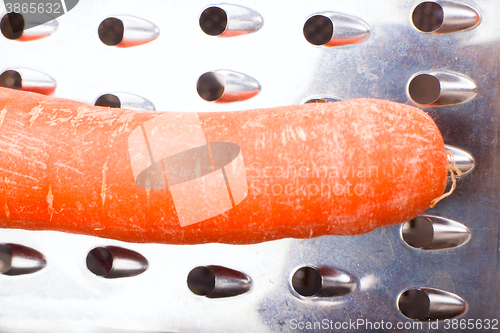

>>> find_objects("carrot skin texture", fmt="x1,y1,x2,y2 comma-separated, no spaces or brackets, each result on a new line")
0,88,447,244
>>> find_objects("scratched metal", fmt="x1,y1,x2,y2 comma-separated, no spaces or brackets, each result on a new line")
0,0,499,332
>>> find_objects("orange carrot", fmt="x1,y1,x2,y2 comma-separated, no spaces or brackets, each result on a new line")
0,87,448,244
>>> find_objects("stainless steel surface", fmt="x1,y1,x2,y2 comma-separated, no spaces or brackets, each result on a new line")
0,0,499,332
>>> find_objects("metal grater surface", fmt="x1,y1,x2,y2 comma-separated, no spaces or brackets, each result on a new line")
0,0,499,332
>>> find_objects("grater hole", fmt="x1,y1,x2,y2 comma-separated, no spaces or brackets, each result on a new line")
86,247,113,277
95,94,121,108
199,6,227,36
0,70,22,90
197,72,225,101
0,244,11,274
412,2,444,32
303,15,333,46
1,13,24,40
292,267,322,297
398,289,430,319
401,217,433,249
98,18,124,46
305,99,327,104
0,243,46,276
408,74,440,105
187,266,216,296
86,246,148,279
304,98,339,104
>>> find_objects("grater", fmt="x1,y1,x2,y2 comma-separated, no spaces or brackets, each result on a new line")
0,0,499,332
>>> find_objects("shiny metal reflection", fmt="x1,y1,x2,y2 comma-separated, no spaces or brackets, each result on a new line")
0,243,46,276
444,145,474,175
304,12,370,47
315,266,357,297
401,215,471,250
188,265,251,298
292,266,357,297
208,265,251,298
104,15,159,48
413,1,480,33
408,72,477,106
18,16,58,42
422,288,467,320
200,4,263,37
2,68,57,95
95,92,155,111
86,246,148,279
197,70,260,103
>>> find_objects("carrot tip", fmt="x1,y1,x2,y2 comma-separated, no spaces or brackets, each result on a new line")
430,150,462,208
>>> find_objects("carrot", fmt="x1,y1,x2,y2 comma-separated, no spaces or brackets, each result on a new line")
0,87,448,244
